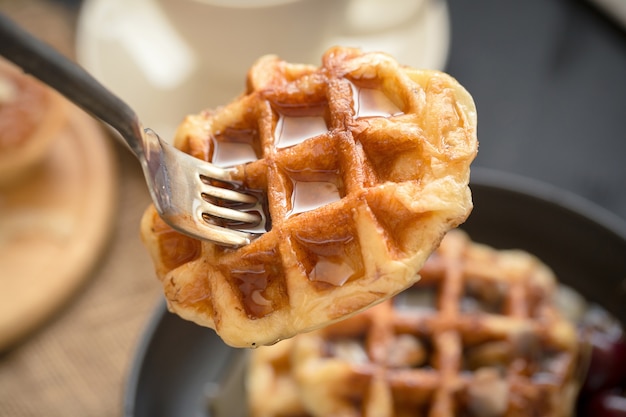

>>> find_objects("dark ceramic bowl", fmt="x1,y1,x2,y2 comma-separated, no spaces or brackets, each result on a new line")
123,167,626,417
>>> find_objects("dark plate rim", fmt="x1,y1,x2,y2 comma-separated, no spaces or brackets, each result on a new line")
123,298,168,417
469,167,626,240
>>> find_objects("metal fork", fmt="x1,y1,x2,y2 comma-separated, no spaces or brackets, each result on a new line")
0,13,261,247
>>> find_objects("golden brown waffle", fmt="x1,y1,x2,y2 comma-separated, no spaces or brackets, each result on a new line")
140,46,478,347
248,230,582,417
247,337,310,417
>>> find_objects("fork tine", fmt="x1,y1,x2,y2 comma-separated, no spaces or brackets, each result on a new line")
197,223,252,247
160,205,253,247
194,204,253,247
202,202,261,225
196,160,234,182
200,182,257,205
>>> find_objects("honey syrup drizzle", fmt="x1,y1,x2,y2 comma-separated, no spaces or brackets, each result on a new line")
349,81,404,119
281,165,343,218
210,126,260,168
231,261,273,318
275,115,328,149
294,233,360,287
206,81,403,251
289,180,341,217
204,126,272,235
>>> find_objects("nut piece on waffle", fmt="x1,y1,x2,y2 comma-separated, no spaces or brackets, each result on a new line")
140,46,478,347
247,230,583,417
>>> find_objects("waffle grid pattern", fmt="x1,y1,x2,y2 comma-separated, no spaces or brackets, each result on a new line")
141,47,478,347
248,230,582,417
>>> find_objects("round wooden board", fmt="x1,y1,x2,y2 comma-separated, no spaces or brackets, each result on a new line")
0,104,117,351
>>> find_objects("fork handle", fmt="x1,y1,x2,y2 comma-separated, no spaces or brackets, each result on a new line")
0,12,145,157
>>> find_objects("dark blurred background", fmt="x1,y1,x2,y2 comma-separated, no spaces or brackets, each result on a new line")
444,0,626,221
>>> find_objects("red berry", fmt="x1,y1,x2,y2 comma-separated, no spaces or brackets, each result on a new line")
584,389,626,417
583,330,626,392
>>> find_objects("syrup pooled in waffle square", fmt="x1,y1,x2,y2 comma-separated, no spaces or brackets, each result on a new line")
247,230,582,417
140,46,478,347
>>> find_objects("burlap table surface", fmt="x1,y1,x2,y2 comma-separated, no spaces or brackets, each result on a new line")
0,1,164,416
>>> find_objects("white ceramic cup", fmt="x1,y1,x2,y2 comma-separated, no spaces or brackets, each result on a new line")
77,0,442,139
148,0,427,111
157,0,426,78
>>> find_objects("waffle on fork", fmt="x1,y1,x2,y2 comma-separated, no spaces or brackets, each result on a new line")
248,230,582,417
140,47,478,347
